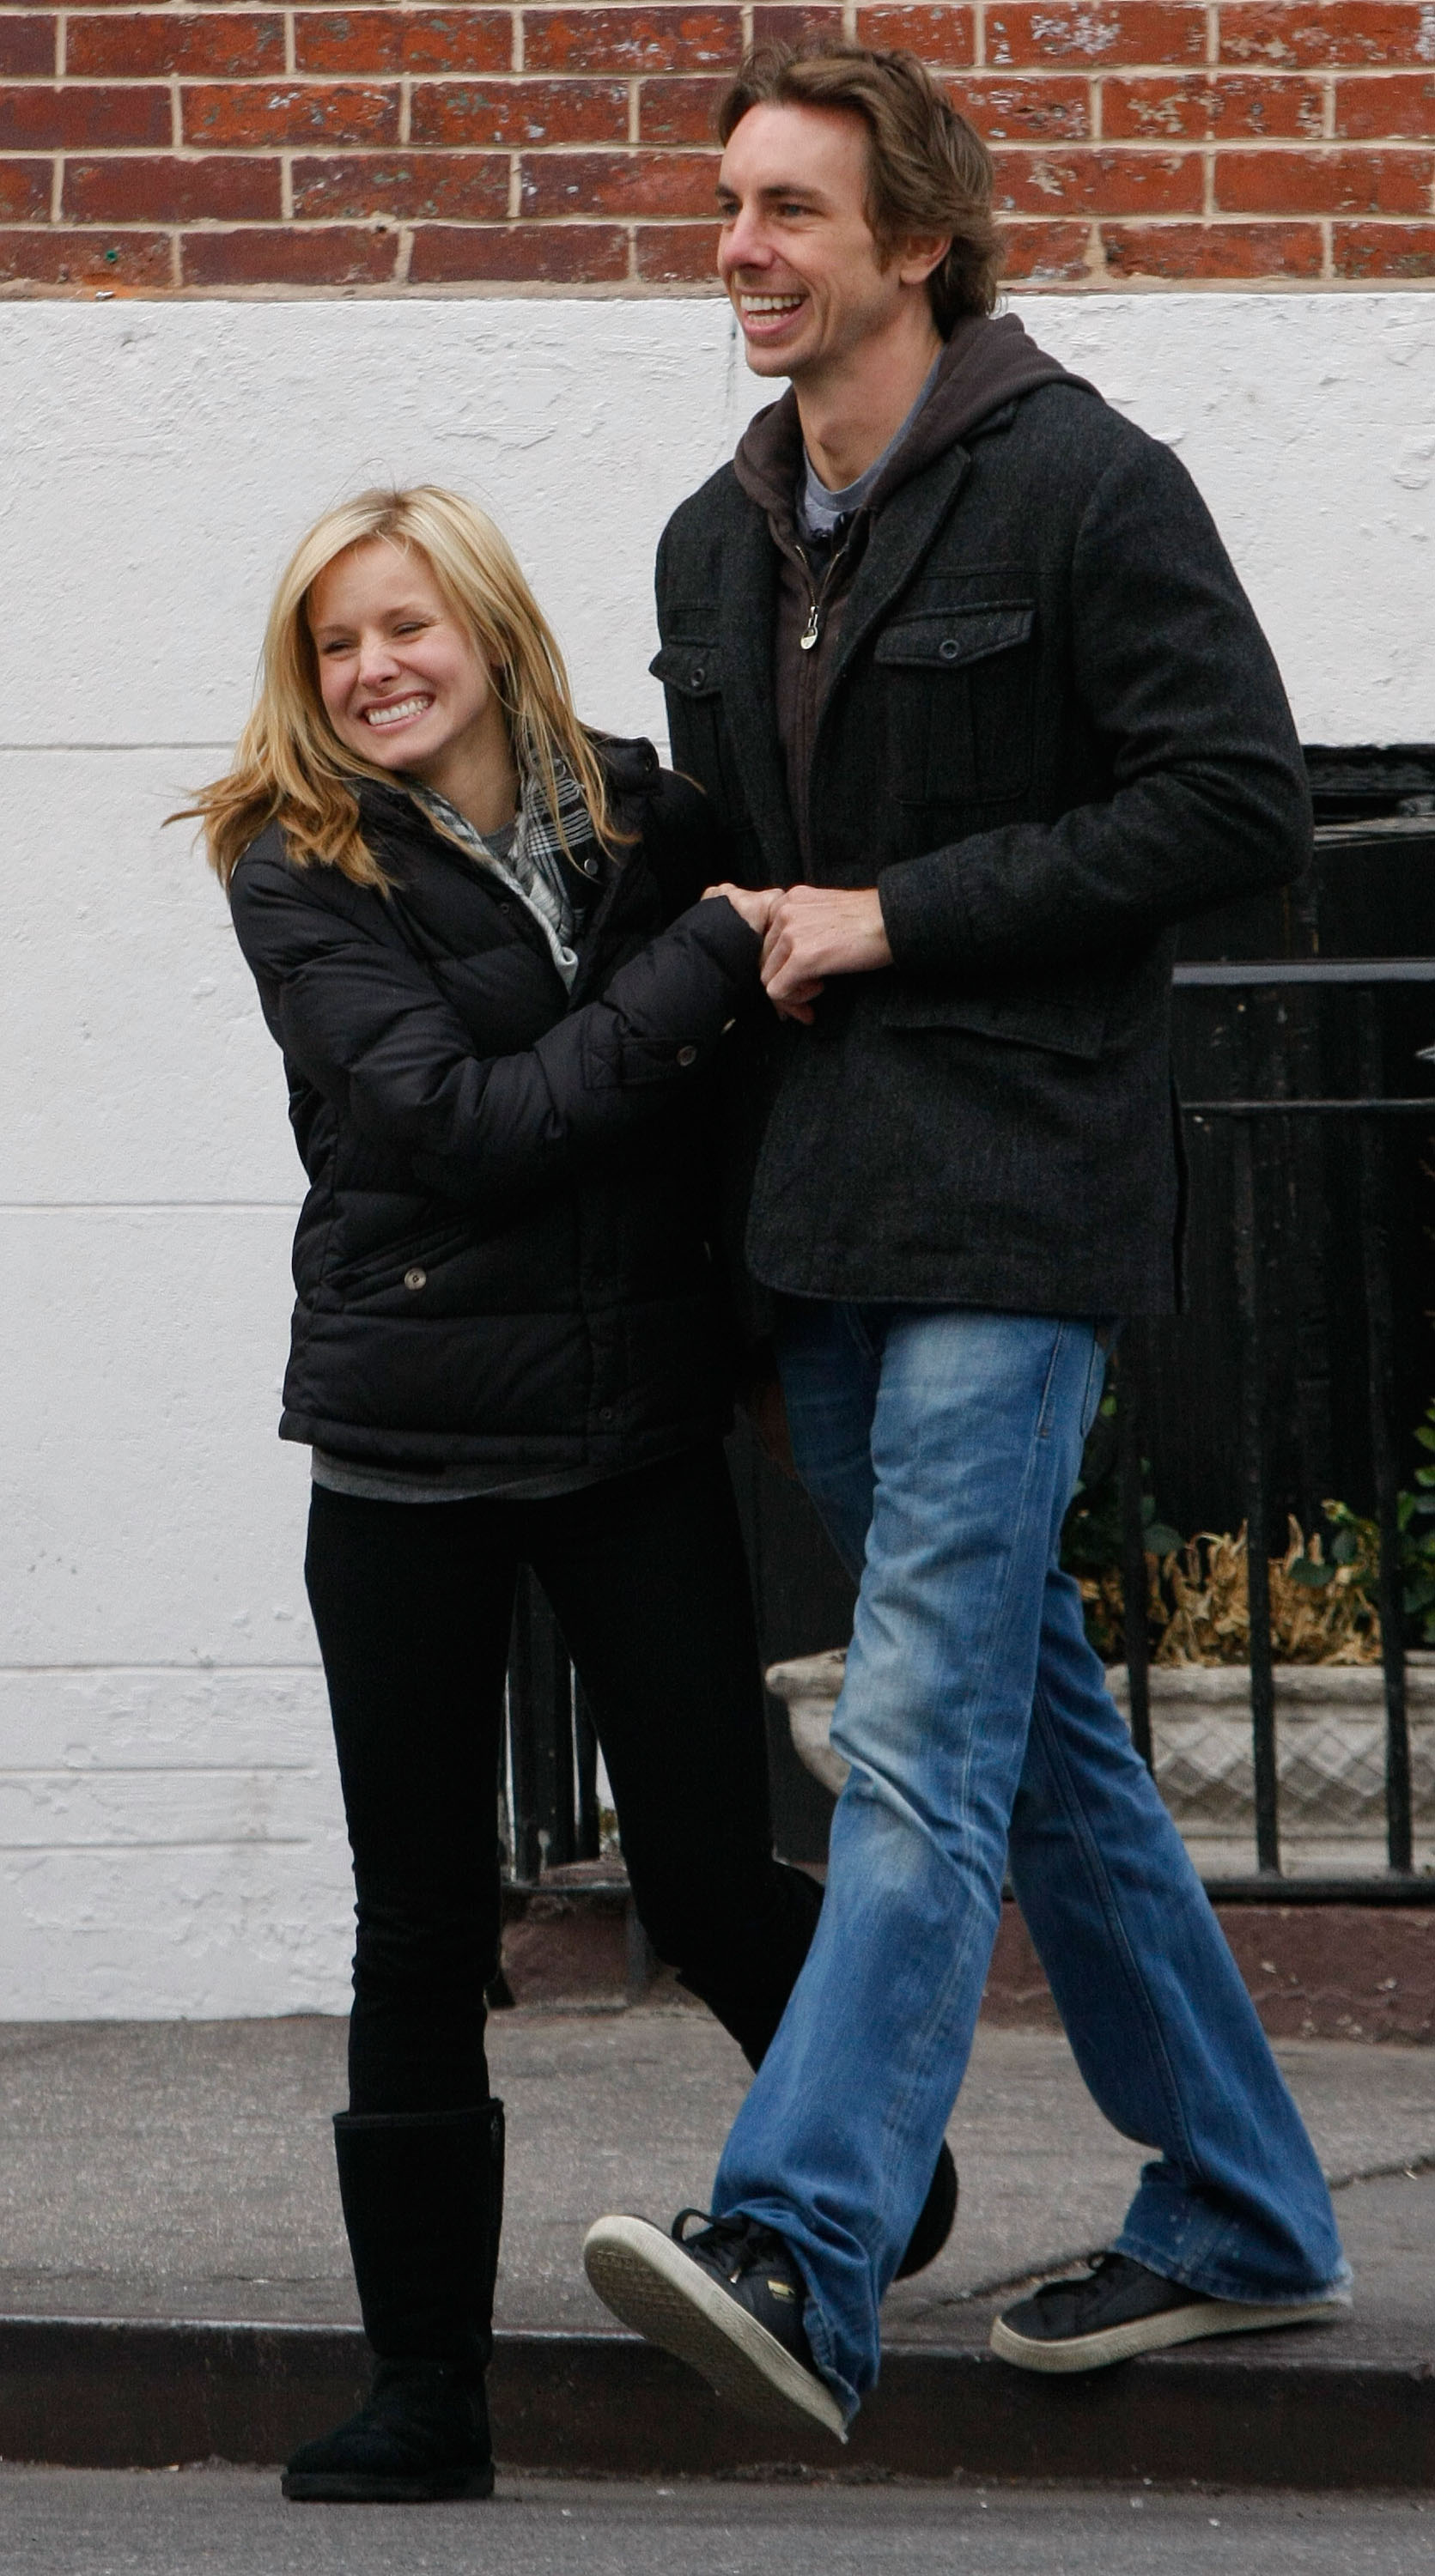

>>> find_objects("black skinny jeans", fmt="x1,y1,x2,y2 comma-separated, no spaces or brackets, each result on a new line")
304,1444,823,2115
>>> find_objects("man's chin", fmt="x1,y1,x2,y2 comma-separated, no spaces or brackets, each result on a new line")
740,332,814,381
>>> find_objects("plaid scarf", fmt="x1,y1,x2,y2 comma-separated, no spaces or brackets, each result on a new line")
409,752,599,993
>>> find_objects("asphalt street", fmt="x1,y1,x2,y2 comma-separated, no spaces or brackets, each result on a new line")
3,2472,1432,2576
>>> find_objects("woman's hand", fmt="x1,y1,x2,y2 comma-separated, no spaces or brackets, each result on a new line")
702,882,783,937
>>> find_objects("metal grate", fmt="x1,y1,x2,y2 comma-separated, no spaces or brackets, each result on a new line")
1121,956,1435,1902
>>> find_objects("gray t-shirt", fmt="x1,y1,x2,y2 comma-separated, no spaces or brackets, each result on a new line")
798,351,943,543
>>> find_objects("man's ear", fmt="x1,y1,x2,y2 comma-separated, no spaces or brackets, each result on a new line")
896,232,952,289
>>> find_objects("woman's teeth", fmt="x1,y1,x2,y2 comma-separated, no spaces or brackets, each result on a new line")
362,696,432,728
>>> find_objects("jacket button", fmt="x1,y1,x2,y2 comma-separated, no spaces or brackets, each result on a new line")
677,1044,698,1067
690,666,706,689
939,637,960,661
599,1406,615,1423
584,857,599,876
404,1267,427,1291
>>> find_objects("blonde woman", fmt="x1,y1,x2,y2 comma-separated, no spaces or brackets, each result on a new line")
192,487,959,2506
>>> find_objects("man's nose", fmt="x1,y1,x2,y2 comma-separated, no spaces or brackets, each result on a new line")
721,207,770,272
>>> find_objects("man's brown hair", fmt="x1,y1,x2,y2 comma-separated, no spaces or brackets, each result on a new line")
717,42,1003,331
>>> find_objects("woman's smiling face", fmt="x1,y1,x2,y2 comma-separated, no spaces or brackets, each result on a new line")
307,538,498,781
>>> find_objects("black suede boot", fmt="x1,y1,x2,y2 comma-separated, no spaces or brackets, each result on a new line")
283,2100,504,2504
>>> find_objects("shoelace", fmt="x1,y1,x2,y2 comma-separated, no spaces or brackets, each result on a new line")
1031,2251,1133,2307
672,2207,778,2282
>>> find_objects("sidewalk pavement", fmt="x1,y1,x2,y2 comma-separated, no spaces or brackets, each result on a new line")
2,2008,1433,2484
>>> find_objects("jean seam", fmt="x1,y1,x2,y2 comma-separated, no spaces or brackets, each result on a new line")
849,1340,1064,2270
1035,1320,1069,1443
1027,1668,1202,2180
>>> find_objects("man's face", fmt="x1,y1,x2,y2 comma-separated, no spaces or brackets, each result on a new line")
716,102,909,382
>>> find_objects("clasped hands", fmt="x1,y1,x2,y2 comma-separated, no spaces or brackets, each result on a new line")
702,882,891,1024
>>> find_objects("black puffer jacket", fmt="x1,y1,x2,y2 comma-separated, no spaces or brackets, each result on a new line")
228,739,761,1472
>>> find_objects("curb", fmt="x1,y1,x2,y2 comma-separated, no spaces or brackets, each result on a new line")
3,2316,1433,2488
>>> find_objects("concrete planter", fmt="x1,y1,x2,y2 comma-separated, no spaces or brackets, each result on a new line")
766,1650,1435,1871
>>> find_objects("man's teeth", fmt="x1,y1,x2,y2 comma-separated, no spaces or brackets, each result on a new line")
742,295,803,314
363,696,431,727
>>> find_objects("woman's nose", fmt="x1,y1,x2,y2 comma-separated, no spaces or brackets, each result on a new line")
357,635,401,685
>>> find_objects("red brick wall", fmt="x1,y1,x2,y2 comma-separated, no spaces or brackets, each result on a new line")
2,3,1432,294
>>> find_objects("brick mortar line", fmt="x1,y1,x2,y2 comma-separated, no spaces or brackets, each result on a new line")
3,75,1431,93
12,210,1432,228
10,130,1422,146
7,277,1434,302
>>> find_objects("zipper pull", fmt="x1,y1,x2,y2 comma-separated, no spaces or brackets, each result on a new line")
800,599,821,653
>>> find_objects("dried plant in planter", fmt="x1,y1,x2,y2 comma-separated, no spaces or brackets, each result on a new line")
1157,1518,1381,1666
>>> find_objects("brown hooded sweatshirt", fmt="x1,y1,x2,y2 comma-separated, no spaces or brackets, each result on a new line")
732,309,1079,867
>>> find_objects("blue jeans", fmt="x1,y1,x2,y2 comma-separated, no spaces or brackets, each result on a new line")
713,1303,1348,2422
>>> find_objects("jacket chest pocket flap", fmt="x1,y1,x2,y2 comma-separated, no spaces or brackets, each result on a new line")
875,601,1035,805
650,639,721,698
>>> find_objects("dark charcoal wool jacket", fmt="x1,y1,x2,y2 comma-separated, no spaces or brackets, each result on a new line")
654,327,1313,1316
228,740,762,1471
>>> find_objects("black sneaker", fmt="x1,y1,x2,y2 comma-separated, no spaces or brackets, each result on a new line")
583,2208,847,2441
991,2250,1350,2374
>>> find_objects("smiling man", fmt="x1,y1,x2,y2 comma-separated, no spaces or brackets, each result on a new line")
583,42,1350,2439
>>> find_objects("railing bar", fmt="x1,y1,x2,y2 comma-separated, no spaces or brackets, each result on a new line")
1232,1121,1280,1876
1116,1330,1153,1774
1353,1053,1414,1874
1200,1875,1435,1906
544,1601,577,1872
575,1680,602,1863
506,1582,542,1887
1183,1098,1435,1116
1174,960,1435,987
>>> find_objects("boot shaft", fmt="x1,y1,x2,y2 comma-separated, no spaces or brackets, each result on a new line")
333,2099,504,2372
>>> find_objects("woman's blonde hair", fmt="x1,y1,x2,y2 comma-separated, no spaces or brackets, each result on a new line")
186,484,621,891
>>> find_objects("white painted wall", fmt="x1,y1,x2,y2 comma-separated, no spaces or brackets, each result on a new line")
3,292,1432,2017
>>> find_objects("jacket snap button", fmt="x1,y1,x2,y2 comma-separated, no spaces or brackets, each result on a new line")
939,637,960,660
690,666,706,688
403,1267,427,1291
677,1044,698,1067
599,1405,615,1423
584,858,599,876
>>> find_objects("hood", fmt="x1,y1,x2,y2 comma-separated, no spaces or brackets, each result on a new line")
733,310,1085,532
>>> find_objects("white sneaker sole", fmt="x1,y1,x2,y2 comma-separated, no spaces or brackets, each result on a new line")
582,2215,848,2443
991,2291,1351,2375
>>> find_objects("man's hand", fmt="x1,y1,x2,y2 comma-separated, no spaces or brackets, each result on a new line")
702,882,783,936
760,886,892,1024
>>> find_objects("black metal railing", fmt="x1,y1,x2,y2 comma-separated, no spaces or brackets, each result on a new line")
503,1567,602,1884
1119,956,1435,1903
501,967,1435,1904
